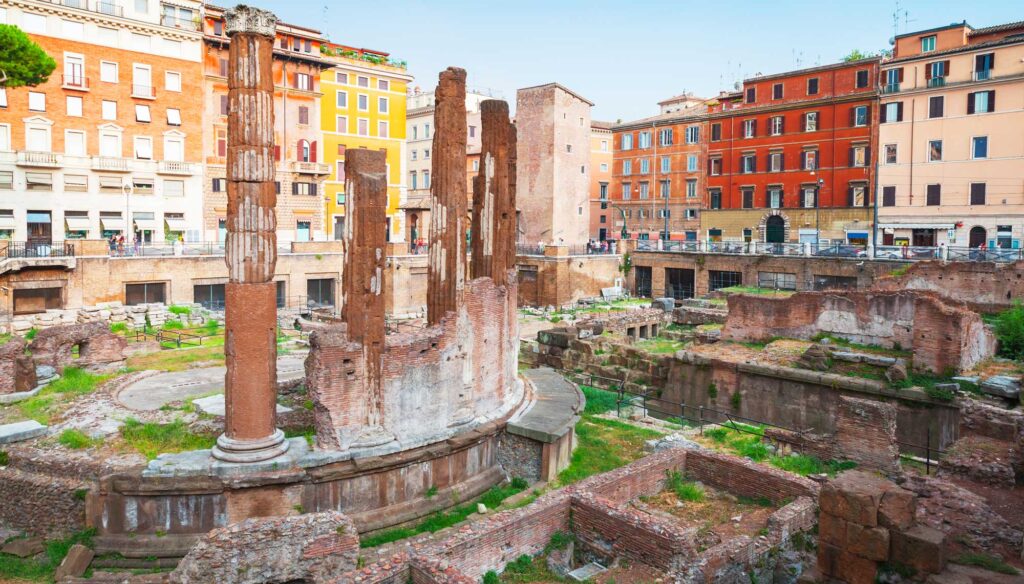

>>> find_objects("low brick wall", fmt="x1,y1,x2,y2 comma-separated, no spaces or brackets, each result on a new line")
572,494,693,571
681,449,818,504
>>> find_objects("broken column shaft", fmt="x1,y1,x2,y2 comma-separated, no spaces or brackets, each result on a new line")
427,67,468,325
341,149,388,439
471,100,516,286
213,5,287,463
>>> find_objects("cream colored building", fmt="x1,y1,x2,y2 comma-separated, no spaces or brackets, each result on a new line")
877,20,1024,249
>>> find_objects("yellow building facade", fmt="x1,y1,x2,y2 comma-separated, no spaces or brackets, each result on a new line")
319,47,413,241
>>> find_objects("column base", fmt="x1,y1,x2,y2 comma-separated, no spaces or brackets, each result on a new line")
350,425,395,449
211,428,290,463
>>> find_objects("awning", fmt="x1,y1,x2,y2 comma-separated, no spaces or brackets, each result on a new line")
877,223,955,230
100,217,124,230
164,217,188,232
134,219,159,231
64,216,91,231
0,216,16,230
26,212,51,223
99,177,124,189
846,231,869,238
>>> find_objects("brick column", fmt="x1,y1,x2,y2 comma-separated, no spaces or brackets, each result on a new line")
470,100,515,284
212,5,288,463
341,149,392,447
491,102,517,287
427,67,468,325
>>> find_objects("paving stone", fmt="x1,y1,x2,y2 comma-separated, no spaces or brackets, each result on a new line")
568,562,606,582
891,524,947,576
191,393,292,417
980,376,1021,400
1,536,44,558
53,543,93,581
878,487,917,530
0,420,48,445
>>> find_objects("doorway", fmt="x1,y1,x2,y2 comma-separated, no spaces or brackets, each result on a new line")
27,211,52,253
765,215,785,243
969,226,986,248
665,268,695,300
912,229,936,247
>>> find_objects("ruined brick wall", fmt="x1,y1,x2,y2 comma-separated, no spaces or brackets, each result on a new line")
0,466,87,536
0,336,35,394
875,260,1024,312
572,495,693,571
683,449,818,503
722,290,996,373
28,321,127,373
515,253,621,308
834,396,900,473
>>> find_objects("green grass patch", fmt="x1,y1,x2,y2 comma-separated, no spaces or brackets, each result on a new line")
284,426,315,447
24,327,39,341
703,423,855,477
809,333,910,357
0,333,13,346
580,385,619,414
120,418,217,460
718,285,795,298
127,344,225,372
666,470,705,502
889,264,911,277
494,554,563,583
162,320,185,330
18,368,110,424
0,529,94,582
635,337,688,354
556,416,662,486
109,322,128,334
359,482,526,548
770,454,856,477
58,429,101,450
951,552,1020,575
167,305,192,316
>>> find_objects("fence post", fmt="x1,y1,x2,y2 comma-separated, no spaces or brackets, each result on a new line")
926,426,932,475
699,406,704,435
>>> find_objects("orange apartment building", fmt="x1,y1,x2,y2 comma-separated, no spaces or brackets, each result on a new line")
588,120,612,241
609,93,707,241
200,5,330,243
0,0,205,246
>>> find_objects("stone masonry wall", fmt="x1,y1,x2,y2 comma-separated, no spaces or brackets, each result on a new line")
875,260,1024,312
0,336,36,394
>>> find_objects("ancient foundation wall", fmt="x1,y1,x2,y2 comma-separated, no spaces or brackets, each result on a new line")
722,290,996,373
875,260,1024,312
516,252,621,308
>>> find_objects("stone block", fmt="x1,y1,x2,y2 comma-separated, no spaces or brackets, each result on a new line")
820,471,889,526
832,351,863,363
0,420,48,444
1,536,44,557
53,543,94,581
836,551,878,584
817,543,842,577
192,394,292,417
846,522,890,561
979,376,1021,400
891,525,946,576
818,512,847,547
878,487,917,531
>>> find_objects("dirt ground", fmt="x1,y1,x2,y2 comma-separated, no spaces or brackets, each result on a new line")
640,485,777,541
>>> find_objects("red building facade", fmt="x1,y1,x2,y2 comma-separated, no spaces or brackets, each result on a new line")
702,59,881,244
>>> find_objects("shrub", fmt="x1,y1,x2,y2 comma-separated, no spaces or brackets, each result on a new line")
510,477,528,490
951,552,1020,575
705,427,729,443
546,531,574,552
24,327,38,341
731,390,742,410
482,571,500,584
109,322,128,334
707,382,718,399
738,441,769,461
162,320,184,330
0,450,7,466
168,305,191,316
994,302,1024,361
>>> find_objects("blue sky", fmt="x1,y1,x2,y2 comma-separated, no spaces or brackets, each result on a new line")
259,0,1021,122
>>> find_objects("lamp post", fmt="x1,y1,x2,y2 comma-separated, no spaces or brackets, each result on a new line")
815,177,824,251
122,181,133,244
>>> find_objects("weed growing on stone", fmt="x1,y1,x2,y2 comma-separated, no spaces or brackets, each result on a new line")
58,428,100,450
162,320,185,330
666,470,705,502
120,418,217,460
24,327,39,341
545,531,574,552
425,485,438,499
284,427,315,447
0,528,94,582
18,367,110,424
951,552,1020,575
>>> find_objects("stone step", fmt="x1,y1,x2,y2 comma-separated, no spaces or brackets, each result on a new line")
0,420,48,445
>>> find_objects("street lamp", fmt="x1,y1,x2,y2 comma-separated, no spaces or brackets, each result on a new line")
122,181,133,242
815,177,824,251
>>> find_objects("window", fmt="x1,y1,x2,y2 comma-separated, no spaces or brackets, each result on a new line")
336,115,347,133
164,136,183,161
566,144,571,153
99,177,123,193
21,12,46,33
768,187,783,209
855,70,869,88
193,284,225,310
27,126,50,152
219,95,228,116
972,136,988,159
709,270,742,291
639,158,649,175
379,96,389,113
377,79,389,91
686,154,697,172
884,144,897,164
802,187,817,208
357,76,369,88
163,180,184,197
686,179,697,198
685,126,699,144
409,171,418,189
711,123,721,142
295,73,312,91
424,124,430,138
65,96,83,117
358,118,369,136
882,186,896,207
335,72,348,85
600,140,608,151
742,119,756,138
850,144,867,168
135,104,151,123
64,175,87,192
802,150,817,171
307,278,335,307
709,158,722,176
807,78,819,95
921,35,936,52
599,182,608,199
621,134,633,150
928,95,944,119
298,106,309,124
881,102,903,123
165,71,181,92
125,283,166,306
378,121,389,137
132,179,154,194
975,53,994,80
135,0,148,12
638,131,651,149
132,64,153,97
849,184,867,207
658,128,673,146
101,99,117,119
101,61,118,83
970,183,986,205
926,184,941,206
927,60,948,86
622,160,631,175
213,20,223,36
28,92,45,112
216,130,226,158
26,172,53,191
0,125,8,150
759,272,797,290
769,116,784,135
660,156,670,173
741,188,754,209
218,58,228,77
600,163,608,172
638,182,649,199
293,182,316,196
852,106,868,127
99,132,120,157
772,83,783,99
166,108,181,126
769,151,783,172
13,288,62,314
741,153,756,173
659,180,670,199
657,209,670,219
710,189,722,209
357,94,369,111
65,130,86,156
211,178,226,192
998,225,1013,249
0,88,6,108
621,183,631,200
745,87,755,103
804,112,817,132
968,90,995,114
422,171,429,188
927,140,942,162
423,148,430,158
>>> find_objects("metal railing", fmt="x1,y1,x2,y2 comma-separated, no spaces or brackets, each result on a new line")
131,84,156,99
160,15,201,31
516,243,546,256
569,243,617,256
752,242,803,256
973,70,991,81
927,77,946,88
91,156,130,171
62,74,88,89
881,83,901,94
635,241,1024,263
4,242,76,259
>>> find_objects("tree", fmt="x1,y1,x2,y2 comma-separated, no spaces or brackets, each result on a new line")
0,24,56,88
842,48,892,62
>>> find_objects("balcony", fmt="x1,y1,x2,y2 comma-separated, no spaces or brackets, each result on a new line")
16,151,60,167
61,74,89,91
160,15,201,31
881,83,901,94
91,156,131,172
974,70,991,81
157,161,196,175
131,84,156,100
292,161,330,175
927,77,946,88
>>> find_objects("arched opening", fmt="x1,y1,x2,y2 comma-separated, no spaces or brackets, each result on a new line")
297,139,310,162
969,226,987,248
765,215,786,243
408,213,421,253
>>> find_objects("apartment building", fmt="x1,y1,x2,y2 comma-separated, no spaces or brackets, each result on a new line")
320,45,412,242
404,87,490,248
703,59,880,245
200,5,329,243
0,0,205,245
877,20,1024,248
588,120,612,241
610,93,707,241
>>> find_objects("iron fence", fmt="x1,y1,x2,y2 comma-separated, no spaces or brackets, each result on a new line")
4,242,76,258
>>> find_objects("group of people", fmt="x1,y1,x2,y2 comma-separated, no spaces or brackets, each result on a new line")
107,234,132,256
585,240,613,254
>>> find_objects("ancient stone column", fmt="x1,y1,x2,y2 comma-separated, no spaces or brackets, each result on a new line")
470,100,507,281
341,149,391,447
470,173,488,279
495,121,518,286
427,67,468,325
212,5,288,463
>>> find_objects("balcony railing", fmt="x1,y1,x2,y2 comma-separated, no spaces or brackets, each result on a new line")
881,83,901,94
292,161,331,175
131,84,156,99
61,74,89,90
4,241,76,259
160,15,201,31
927,77,946,88
16,151,60,167
974,70,991,81
91,156,130,172
157,161,196,175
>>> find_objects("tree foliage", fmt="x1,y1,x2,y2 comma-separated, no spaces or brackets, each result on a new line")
842,48,892,62
995,302,1024,361
0,24,56,88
